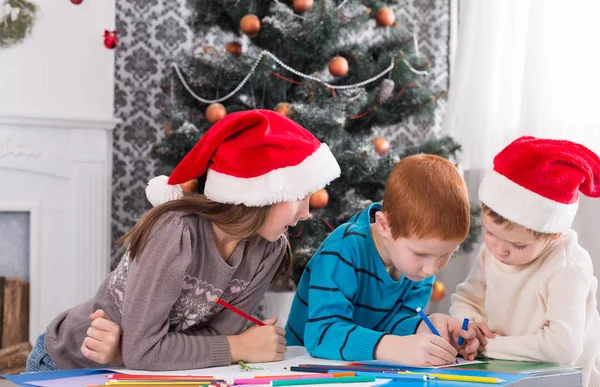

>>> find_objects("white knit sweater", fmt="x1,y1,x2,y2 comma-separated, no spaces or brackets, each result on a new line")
450,230,600,387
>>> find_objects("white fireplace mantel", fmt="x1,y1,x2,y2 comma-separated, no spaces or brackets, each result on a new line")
0,114,118,343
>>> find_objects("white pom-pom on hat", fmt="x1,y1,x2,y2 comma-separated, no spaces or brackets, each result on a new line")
146,175,184,207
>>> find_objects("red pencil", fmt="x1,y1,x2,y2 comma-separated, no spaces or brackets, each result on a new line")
216,298,264,326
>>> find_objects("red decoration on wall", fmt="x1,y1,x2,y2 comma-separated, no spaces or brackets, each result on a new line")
103,30,118,49
70,0,83,4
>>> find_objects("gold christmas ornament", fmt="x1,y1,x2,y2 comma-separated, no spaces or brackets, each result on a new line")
372,136,390,155
293,0,314,13
205,103,227,123
225,41,243,56
376,8,396,27
309,189,329,209
240,14,261,37
328,56,349,77
430,280,446,302
274,102,293,117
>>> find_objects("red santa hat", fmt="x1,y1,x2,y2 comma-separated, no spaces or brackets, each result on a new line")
478,136,600,233
146,109,341,207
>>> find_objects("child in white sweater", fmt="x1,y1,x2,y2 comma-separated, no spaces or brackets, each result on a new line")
450,136,600,387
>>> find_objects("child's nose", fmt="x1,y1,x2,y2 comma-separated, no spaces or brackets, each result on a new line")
297,200,310,220
422,261,438,277
494,244,510,257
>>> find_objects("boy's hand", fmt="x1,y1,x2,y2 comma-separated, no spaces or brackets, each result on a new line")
228,316,287,363
418,313,480,360
471,321,502,346
80,309,123,365
375,333,457,366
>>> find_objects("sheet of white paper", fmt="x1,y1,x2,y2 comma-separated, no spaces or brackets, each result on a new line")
359,357,485,368
108,346,483,386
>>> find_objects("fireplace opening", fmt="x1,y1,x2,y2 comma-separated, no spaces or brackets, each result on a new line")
0,211,31,373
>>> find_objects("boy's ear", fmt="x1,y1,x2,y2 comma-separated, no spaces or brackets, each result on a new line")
375,211,391,238
550,233,562,240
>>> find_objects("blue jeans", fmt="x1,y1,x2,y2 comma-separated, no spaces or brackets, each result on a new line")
25,333,58,372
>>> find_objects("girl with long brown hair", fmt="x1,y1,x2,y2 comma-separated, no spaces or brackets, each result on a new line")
26,110,340,371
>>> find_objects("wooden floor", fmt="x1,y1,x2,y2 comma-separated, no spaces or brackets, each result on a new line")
0,379,17,386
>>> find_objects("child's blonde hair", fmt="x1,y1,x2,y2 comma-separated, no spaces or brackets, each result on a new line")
481,203,555,240
382,154,470,241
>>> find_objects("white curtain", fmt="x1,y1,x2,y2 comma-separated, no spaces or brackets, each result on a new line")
444,0,600,170
431,0,600,313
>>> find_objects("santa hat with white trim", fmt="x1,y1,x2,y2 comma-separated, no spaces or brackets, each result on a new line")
146,109,341,207
478,136,600,233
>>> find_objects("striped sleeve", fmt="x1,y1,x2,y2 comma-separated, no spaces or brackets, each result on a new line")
302,242,386,361
386,277,433,335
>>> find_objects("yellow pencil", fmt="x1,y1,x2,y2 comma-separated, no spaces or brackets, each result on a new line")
403,372,506,384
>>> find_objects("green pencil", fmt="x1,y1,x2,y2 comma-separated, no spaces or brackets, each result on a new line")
270,376,376,386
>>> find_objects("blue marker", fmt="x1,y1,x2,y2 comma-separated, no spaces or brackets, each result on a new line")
416,307,458,363
415,307,441,336
457,318,470,346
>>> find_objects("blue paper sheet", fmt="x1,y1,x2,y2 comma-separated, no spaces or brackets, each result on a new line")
381,368,530,386
1,368,111,387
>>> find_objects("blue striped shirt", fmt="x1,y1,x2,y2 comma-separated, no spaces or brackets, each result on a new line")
285,202,434,360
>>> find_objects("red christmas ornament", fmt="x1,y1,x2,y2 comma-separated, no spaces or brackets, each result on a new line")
103,30,118,49
70,0,83,4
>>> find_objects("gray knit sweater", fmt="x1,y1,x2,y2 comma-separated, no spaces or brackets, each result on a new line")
45,212,286,370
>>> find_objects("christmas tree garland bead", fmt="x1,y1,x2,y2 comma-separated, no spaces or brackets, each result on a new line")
170,49,406,104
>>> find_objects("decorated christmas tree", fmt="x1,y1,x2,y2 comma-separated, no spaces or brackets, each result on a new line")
152,0,481,287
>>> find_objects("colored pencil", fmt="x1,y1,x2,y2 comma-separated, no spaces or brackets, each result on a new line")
457,318,470,346
408,372,506,384
216,298,264,326
291,365,402,373
255,372,354,378
271,376,376,386
108,375,214,380
90,385,227,387
105,380,214,386
89,384,218,387
297,364,404,372
106,381,221,384
349,371,427,381
234,374,334,384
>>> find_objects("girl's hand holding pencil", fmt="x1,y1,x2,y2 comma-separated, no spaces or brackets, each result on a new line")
217,297,287,363
227,316,287,363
